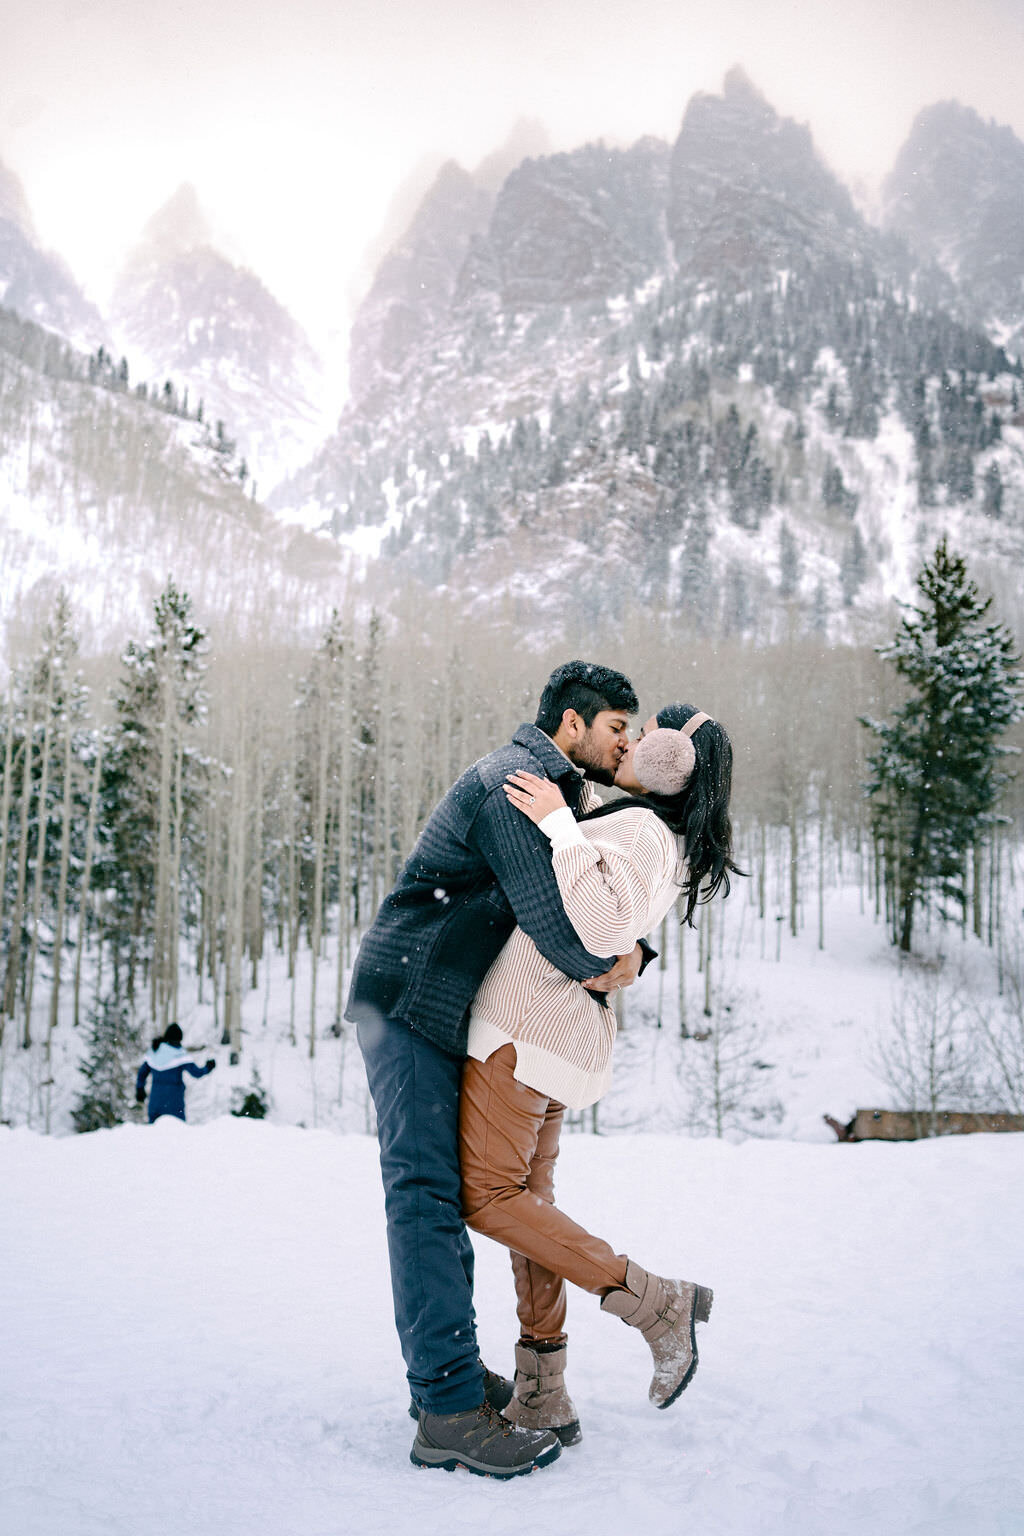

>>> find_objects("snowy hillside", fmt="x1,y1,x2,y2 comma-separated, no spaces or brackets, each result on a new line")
2,1114,1021,1536
0,306,346,650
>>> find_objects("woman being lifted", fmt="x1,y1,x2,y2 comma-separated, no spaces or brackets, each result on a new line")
459,703,740,1447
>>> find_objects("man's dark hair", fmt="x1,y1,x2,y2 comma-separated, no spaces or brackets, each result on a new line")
535,660,638,735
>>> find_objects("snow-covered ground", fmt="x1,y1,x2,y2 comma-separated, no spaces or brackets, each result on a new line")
2,1116,1022,1536
3,867,1023,1532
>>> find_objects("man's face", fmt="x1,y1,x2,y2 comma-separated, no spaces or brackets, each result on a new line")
566,708,631,785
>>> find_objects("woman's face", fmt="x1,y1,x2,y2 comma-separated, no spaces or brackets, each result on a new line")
614,714,659,793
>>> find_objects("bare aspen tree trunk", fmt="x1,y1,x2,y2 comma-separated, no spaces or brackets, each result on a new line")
995,833,1005,992
972,842,983,940
248,727,264,992
334,637,352,1034
23,667,55,1048
0,684,17,947
45,712,75,1119
3,697,33,1023
702,901,713,1018
655,914,668,1027
309,682,330,1060
151,662,174,1031
287,701,299,987
372,662,392,915
207,785,224,1019
73,743,103,1029
171,740,184,1026
207,794,221,1044
438,656,453,797
196,792,211,1005
788,794,799,939
818,810,826,952
397,675,423,870
224,728,245,1063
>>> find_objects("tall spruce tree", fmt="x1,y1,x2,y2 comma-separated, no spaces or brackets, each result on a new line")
96,582,208,1014
862,540,1021,952
71,993,140,1133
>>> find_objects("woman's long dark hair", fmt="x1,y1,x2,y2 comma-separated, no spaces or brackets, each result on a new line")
582,702,742,925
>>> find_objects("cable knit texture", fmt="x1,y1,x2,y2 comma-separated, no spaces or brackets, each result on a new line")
467,804,683,1107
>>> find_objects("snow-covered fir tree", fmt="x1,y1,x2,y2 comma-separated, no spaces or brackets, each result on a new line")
862,539,1022,952
70,993,140,1133
95,582,208,1020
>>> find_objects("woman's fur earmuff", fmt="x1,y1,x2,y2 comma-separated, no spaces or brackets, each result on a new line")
633,712,712,796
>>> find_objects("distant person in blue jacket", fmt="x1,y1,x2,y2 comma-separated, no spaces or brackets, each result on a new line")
135,1024,216,1123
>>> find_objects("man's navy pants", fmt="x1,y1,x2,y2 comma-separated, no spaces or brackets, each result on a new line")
357,1012,485,1413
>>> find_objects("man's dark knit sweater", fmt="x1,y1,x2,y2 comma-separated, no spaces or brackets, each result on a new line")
344,723,618,1056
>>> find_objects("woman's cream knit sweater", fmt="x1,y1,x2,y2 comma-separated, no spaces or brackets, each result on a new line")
466,802,683,1108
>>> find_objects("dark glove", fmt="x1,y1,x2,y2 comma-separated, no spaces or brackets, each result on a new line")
135,1088,146,1105
205,1058,216,1071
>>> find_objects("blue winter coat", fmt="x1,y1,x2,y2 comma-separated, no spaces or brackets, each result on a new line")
136,1043,214,1122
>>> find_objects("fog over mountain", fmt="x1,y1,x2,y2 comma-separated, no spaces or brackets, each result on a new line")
0,156,105,350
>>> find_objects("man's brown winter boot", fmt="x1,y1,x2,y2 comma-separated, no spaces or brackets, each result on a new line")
503,1340,582,1447
600,1259,713,1408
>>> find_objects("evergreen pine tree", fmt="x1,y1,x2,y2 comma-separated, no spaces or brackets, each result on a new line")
71,994,140,1133
861,540,1021,952
97,583,208,1011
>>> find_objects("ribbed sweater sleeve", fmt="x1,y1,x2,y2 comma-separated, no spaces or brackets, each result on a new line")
540,809,677,955
468,788,615,979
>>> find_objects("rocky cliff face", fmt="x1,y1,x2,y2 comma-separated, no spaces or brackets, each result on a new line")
669,68,868,280
0,159,104,350
882,101,1024,357
347,161,494,407
110,185,326,492
458,138,670,310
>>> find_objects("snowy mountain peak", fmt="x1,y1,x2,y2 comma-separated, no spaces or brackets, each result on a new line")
669,70,865,280
110,195,328,492
137,181,214,259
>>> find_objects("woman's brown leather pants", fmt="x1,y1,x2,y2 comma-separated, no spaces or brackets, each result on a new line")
460,1043,628,1341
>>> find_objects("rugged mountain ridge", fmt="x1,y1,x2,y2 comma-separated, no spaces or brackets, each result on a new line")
882,101,1024,357
271,73,1024,642
0,304,343,652
669,68,870,280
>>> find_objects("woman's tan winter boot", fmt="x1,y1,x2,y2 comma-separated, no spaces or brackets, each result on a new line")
600,1260,713,1409
503,1340,582,1447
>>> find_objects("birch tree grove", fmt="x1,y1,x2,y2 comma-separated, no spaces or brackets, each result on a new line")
3,575,1024,1129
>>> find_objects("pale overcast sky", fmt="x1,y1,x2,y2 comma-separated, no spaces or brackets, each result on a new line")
2,0,1023,350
